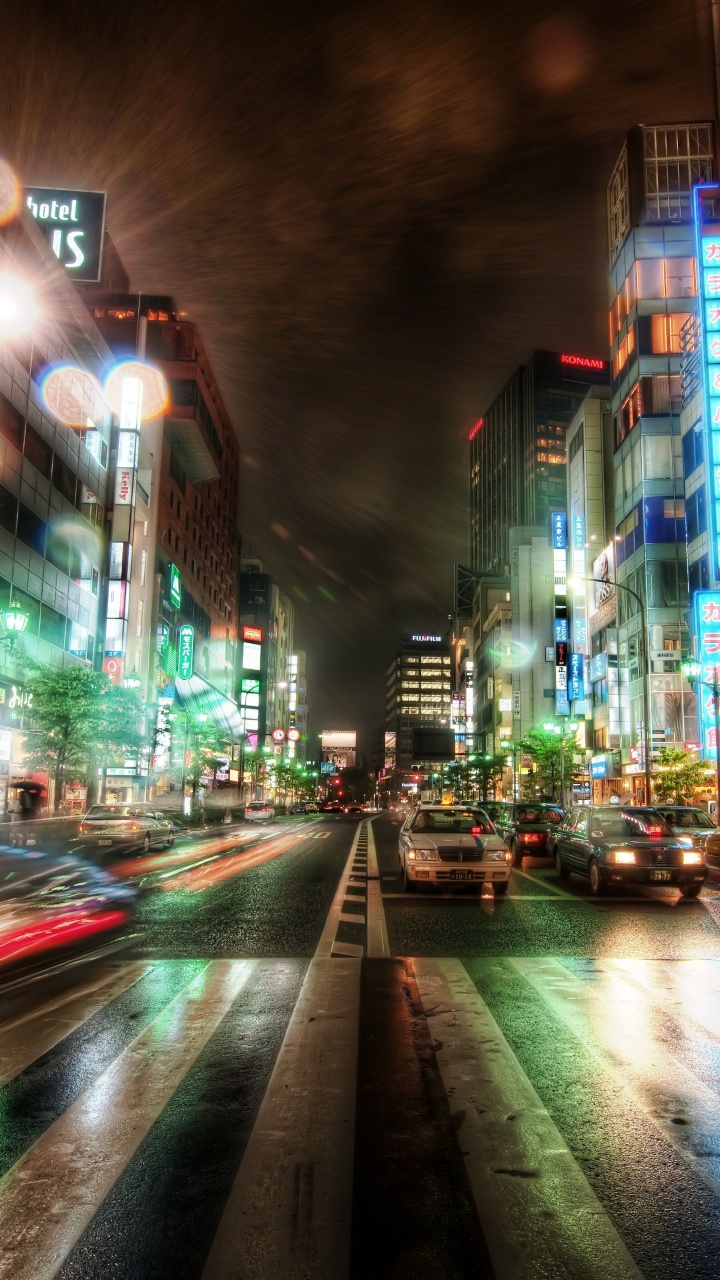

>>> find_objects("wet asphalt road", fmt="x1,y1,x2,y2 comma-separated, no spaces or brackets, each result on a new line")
1,812,720,1278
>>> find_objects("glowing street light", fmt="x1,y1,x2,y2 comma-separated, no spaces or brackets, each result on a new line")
0,273,39,340
1,600,30,650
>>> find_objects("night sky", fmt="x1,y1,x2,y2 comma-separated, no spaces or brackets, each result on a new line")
1,0,713,751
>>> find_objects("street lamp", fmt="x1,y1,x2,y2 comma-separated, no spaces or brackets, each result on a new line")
681,659,720,815
0,600,29,650
569,575,651,805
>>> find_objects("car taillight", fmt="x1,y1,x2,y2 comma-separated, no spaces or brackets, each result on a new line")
520,832,542,843
471,826,482,836
80,823,90,833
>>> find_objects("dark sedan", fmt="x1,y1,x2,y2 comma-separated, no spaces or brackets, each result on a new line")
485,802,564,866
552,806,708,897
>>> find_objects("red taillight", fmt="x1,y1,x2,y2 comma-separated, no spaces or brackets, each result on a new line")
471,826,482,836
520,832,542,843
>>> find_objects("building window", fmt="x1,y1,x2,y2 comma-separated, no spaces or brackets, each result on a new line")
641,124,713,225
686,488,707,541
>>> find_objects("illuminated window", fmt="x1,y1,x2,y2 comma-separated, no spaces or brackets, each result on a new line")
649,312,692,354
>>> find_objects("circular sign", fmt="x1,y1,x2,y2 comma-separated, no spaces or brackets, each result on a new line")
41,364,107,428
271,728,286,743
103,359,169,422
287,728,302,743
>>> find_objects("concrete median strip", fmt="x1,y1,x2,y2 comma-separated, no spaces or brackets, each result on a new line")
413,957,641,1280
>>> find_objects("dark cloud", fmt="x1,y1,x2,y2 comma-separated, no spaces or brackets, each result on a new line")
0,0,712,747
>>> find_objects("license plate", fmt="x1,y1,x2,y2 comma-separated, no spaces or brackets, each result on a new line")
650,870,672,882
449,869,475,880
98,839,113,846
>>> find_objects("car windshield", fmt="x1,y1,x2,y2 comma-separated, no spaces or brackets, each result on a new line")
410,810,494,834
591,810,672,839
664,810,713,829
86,806,148,819
516,807,563,825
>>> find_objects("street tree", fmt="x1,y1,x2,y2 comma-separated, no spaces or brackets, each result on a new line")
519,728,576,803
169,712,228,807
473,754,506,802
20,662,145,809
652,747,709,804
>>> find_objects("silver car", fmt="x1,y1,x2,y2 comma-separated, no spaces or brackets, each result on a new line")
78,804,170,854
244,801,276,823
398,804,512,893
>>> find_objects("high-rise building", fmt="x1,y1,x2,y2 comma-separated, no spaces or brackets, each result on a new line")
385,633,452,771
606,123,713,795
0,203,114,808
239,559,294,747
287,650,308,762
470,350,610,577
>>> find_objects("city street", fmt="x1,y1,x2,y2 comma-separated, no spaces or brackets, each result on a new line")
1,815,720,1279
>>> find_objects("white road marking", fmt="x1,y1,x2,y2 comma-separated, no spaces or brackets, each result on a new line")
0,963,151,1088
512,865,574,898
203,822,365,1278
0,960,255,1280
413,958,641,1280
366,820,389,958
513,957,720,1199
339,912,366,925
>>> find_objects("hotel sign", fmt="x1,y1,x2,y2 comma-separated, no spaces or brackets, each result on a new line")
25,187,106,282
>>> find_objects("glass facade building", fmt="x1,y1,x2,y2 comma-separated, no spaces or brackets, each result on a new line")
606,124,712,790
385,636,452,769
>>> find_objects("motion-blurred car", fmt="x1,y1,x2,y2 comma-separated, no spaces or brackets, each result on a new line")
289,802,308,814
306,802,319,812
652,806,715,852
343,803,364,814
398,804,512,893
0,849,138,978
244,801,275,822
320,801,342,812
486,802,564,865
552,805,707,897
78,804,172,854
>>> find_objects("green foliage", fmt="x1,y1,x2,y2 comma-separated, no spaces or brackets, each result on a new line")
652,747,709,804
169,713,228,800
20,661,145,805
519,727,576,802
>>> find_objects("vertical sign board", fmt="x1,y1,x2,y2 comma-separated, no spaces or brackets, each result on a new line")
552,512,570,715
693,184,720,579
568,652,584,703
694,590,720,759
169,564,182,610
177,625,194,680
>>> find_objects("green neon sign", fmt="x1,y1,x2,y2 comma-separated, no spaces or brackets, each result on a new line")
177,624,194,679
169,563,182,609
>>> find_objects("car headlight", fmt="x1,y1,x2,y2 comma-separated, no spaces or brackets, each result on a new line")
682,850,703,865
407,848,437,861
610,849,636,865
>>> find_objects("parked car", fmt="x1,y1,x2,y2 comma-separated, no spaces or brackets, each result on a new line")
289,802,308,814
652,806,715,852
552,805,708,897
398,804,512,893
78,804,171,854
486,802,564,865
244,801,276,822
306,802,319,813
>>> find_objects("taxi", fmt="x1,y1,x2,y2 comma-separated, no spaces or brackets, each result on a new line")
398,804,512,893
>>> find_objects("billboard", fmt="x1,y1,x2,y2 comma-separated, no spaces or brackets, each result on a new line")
321,729,356,769
591,544,615,612
25,187,106,282
411,728,454,762
693,590,720,759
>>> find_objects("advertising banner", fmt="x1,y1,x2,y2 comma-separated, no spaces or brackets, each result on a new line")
693,590,720,758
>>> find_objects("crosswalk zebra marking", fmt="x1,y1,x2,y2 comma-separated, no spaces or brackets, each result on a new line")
413,957,642,1280
0,959,255,1280
513,956,720,1199
0,962,151,1088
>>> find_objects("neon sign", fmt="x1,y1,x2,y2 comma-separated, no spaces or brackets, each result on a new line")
692,183,720,578
693,590,720,758
560,353,606,370
468,419,484,440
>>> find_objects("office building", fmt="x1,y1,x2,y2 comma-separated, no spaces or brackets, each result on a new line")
385,634,452,771
607,122,713,793
470,350,610,578
239,559,294,746
287,650,308,761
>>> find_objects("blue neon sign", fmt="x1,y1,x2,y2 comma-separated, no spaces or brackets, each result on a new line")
692,185,720,578
551,511,567,550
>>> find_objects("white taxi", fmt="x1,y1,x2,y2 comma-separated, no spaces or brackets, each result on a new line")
398,804,512,893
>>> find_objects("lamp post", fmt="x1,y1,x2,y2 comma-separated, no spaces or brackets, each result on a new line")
569,575,651,806
681,659,720,816
0,600,29,651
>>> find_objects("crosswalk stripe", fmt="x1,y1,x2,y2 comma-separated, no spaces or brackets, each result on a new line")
0,959,255,1280
413,957,642,1280
599,957,720,1042
0,962,151,1088
512,957,720,1199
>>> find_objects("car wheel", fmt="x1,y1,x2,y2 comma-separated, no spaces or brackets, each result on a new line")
511,841,523,867
166,835,175,849
494,880,509,896
680,883,702,899
143,833,151,853
588,859,605,896
555,848,570,879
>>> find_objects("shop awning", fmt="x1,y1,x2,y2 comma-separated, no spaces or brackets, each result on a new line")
174,675,244,737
